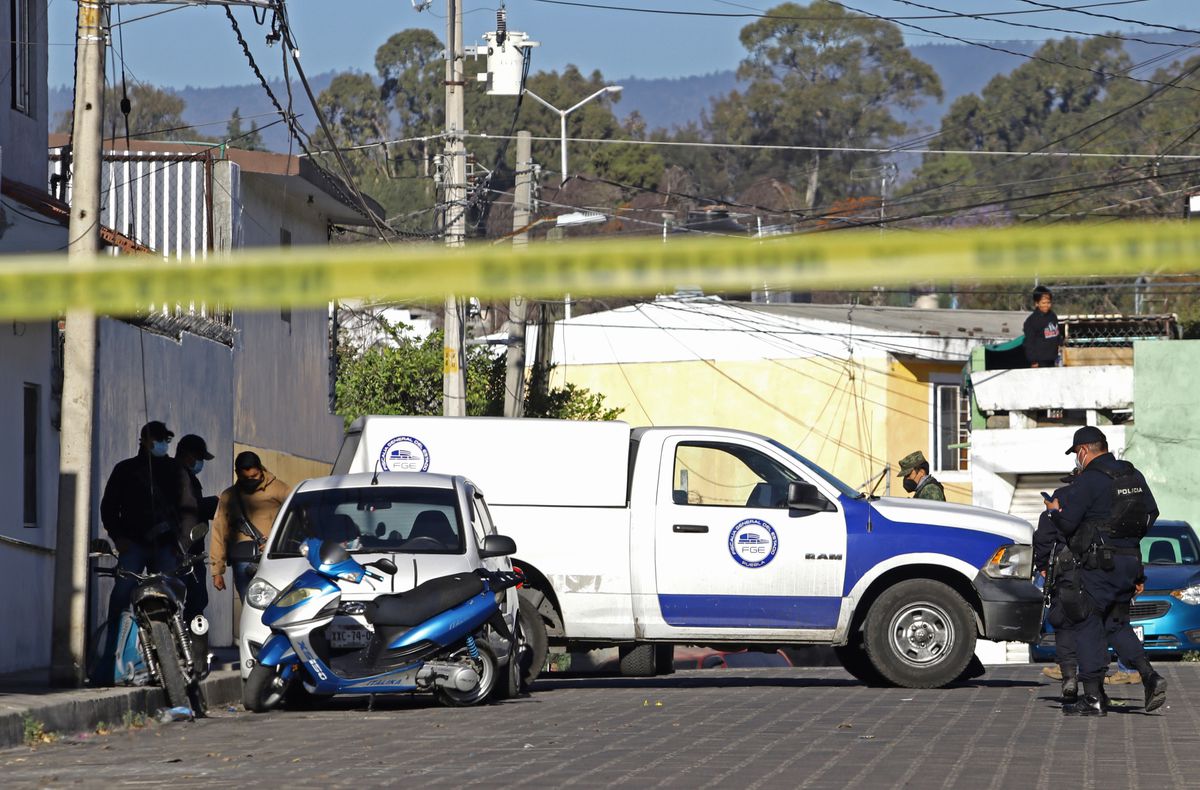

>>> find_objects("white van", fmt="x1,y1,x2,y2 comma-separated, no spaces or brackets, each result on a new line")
333,417,1043,689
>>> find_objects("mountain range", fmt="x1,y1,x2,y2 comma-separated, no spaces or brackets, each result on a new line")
48,32,1196,154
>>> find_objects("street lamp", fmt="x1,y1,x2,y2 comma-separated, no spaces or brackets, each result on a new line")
523,85,622,184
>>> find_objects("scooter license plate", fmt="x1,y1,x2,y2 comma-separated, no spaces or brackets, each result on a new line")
1133,625,1144,642
329,627,371,649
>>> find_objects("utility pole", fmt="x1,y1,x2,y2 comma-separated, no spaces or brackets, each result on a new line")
503,130,532,418
442,0,467,416
51,0,105,687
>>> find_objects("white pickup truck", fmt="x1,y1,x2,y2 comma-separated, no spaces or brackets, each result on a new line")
332,417,1043,689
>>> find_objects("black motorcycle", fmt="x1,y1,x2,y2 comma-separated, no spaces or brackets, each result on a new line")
90,524,211,715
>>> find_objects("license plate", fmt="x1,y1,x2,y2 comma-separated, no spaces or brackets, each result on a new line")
329,627,371,649
1133,625,1144,642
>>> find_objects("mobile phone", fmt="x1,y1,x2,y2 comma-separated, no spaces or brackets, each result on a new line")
1040,491,1053,502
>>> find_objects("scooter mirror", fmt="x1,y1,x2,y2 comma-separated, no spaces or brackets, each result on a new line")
189,523,210,543
372,558,398,575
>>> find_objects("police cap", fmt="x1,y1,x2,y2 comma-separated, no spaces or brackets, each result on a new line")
1065,426,1107,455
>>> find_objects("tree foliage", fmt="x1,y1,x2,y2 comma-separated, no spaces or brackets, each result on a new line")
689,1,941,207
335,321,623,423
58,82,212,142
226,107,264,150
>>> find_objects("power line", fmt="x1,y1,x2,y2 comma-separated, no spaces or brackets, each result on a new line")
1014,0,1200,36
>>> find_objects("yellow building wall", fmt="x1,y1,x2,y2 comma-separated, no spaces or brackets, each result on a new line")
557,355,972,504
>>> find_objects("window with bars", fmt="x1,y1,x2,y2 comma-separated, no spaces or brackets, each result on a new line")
934,383,970,473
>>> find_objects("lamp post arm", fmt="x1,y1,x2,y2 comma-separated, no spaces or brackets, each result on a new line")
522,88,561,116
565,87,616,116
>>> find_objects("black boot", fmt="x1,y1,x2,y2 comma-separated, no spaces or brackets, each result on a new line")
1063,680,1106,717
1132,659,1167,713
1060,665,1078,701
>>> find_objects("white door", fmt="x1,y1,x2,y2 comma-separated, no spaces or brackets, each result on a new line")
652,437,846,636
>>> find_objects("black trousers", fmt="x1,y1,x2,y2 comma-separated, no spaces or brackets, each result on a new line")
1073,556,1147,683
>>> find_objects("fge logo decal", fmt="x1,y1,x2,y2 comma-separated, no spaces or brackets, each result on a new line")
380,436,430,472
728,519,778,568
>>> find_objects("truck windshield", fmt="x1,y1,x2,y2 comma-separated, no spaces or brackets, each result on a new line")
271,486,465,557
766,439,861,499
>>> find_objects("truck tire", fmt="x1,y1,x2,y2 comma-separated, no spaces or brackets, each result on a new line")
517,594,549,689
149,620,190,710
863,579,976,689
834,630,893,687
619,643,656,677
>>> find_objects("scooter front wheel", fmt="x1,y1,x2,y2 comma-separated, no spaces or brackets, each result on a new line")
436,643,498,708
243,663,290,713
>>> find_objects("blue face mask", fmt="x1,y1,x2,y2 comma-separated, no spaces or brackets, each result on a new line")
150,440,169,458
191,460,204,475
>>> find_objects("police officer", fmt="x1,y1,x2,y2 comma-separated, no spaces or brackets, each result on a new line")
1049,426,1166,716
896,451,945,501
1033,469,1081,700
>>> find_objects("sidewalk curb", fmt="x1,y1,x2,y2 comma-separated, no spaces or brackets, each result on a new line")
0,671,241,751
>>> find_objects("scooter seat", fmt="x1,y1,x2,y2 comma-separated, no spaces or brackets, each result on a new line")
364,573,484,627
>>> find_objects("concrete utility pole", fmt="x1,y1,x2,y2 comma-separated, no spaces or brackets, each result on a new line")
51,0,105,687
442,0,468,416
504,131,532,418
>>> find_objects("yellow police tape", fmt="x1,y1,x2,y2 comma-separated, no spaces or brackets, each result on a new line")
2,221,1199,319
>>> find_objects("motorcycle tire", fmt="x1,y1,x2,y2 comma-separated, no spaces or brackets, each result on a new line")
149,620,190,711
243,663,289,713
437,643,498,708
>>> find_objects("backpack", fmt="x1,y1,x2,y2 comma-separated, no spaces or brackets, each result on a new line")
1093,461,1154,541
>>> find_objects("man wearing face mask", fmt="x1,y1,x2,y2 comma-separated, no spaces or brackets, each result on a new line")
896,451,945,501
174,435,218,647
1049,426,1165,716
209,451,291,601
92,421,187,684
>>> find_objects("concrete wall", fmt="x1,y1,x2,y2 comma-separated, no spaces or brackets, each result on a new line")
1126,340,1200,528
91,319,239,648
0,321,60,672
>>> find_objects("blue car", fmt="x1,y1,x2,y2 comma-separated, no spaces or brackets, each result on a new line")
1033,520,1200,661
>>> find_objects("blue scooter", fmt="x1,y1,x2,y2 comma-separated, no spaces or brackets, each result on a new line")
242,536,524,712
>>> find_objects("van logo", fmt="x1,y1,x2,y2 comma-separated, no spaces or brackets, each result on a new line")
728,519,778,569
380,436,430,473
805,553,843,561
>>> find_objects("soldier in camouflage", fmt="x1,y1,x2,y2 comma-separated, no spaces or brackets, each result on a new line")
897,451,946,501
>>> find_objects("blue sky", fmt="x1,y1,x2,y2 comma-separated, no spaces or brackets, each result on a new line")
47,0,1188,89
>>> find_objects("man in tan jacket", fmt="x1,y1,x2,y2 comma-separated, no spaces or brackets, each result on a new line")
210,451,291,600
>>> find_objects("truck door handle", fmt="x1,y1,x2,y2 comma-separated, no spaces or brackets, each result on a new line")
673,524,709,534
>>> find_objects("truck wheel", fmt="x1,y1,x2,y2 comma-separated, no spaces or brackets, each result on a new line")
149,620,190,710
619,643,656,677
863,580,976,689
491,619,524,702
517,594,549,689
834,630,893,687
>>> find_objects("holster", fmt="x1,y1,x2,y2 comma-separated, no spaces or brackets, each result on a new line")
1054,564,1093,624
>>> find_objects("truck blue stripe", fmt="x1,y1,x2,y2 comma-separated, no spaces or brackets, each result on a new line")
839,497,1010,596
658,594,841,629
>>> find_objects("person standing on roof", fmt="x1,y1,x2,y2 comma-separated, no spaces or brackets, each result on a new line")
896,451,945,501
1023,285,1063,368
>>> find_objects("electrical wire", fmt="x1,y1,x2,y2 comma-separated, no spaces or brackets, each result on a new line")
1015,0,1199,35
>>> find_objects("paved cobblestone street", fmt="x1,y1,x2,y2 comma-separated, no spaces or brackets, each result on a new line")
4,664,1200,788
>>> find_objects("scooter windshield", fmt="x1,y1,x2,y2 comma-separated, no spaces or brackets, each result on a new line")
300,537,368,582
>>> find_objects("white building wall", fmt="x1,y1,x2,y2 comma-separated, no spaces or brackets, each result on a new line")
0,0,49,188
0,321,60,672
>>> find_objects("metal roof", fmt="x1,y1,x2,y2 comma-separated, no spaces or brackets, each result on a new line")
743,302,1025,341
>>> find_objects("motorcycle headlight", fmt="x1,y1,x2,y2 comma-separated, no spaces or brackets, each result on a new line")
982,543,1033,579
246,578,279,610
1171,585,1200,605
275,587,320,608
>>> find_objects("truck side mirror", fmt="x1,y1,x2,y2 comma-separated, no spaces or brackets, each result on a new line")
480,534,517,558
787,481,832,513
